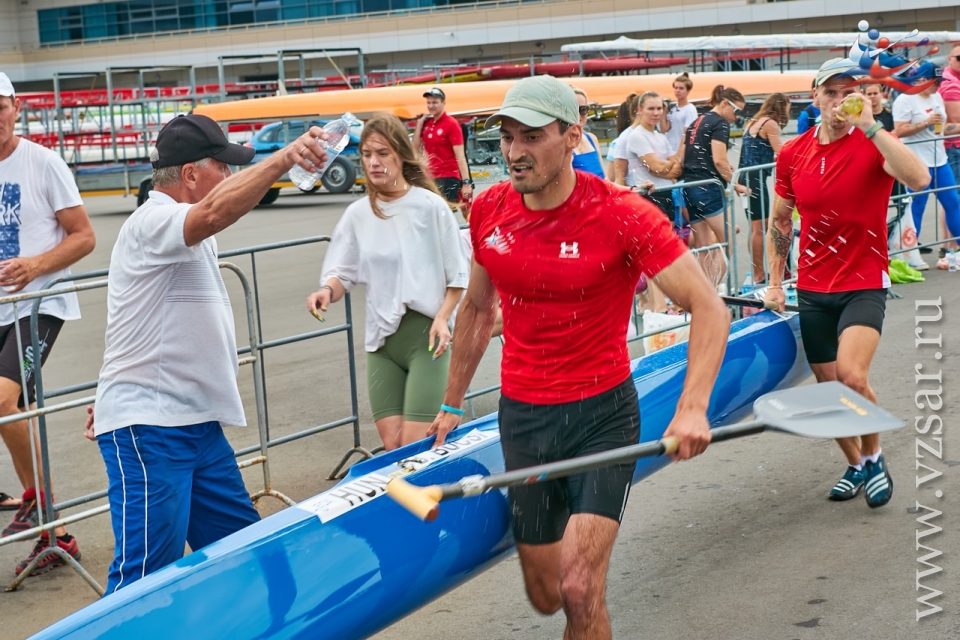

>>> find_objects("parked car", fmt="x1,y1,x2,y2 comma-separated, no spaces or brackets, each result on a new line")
246,119,362,197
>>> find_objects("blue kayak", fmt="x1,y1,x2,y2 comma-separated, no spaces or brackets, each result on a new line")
35,311,807,640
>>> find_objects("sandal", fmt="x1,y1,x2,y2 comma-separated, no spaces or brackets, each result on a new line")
0,492,22,511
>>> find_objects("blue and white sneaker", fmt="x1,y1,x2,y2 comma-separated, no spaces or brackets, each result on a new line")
863,455,894,508
828,466,865,501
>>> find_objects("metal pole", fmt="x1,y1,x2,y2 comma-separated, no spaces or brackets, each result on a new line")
53,74,65,160
277,51,286,93
106,70,119,164
357,48,366,88
189,66,197,111
298,54,306,88
218,57,226,102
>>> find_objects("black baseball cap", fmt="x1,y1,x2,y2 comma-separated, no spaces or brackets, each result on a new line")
423,87,445,100
152,114,255,168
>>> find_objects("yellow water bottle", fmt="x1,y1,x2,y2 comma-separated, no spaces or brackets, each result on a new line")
836,95,863,122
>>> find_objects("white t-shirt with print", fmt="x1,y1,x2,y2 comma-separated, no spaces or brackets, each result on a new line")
0,139,83,324
665,103,698,155
892,92,948,167
626,126,674,189
321,186,469,352
94,191,245,436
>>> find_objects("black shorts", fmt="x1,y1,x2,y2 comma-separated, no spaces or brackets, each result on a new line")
499,377,640,545
798,289,886,364
0,315,64,407
641,190,675,221
741,168,771,222
434,177,462,203
684,183,726,222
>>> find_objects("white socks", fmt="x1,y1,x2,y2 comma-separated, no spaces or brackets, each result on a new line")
860,449,881,466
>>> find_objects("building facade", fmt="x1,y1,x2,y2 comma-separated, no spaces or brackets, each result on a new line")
2,0,957,87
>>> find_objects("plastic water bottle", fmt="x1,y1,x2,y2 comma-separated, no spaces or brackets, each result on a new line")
742,271,754,294
949,252,958,272
288,112,359,191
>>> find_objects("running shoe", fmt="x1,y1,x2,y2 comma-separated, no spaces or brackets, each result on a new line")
15,534,81,577
828,465,865,501
863,454,894,508
936,257,950,270
908,259,930,271
2,496,39,538
2,490,57,538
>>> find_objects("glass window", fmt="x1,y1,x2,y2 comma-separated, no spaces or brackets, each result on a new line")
38,0,519,44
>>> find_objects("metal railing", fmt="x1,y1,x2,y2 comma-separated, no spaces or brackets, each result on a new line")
0,236,374,594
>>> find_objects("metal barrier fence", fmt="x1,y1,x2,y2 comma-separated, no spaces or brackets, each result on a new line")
0,236,377,593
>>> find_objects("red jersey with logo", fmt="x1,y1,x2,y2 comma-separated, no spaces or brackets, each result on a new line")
775,127,894,293
471,171,687,404
421,113,464,179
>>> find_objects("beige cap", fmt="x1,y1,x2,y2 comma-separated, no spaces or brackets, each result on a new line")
484,75,579,129
815,58,861,87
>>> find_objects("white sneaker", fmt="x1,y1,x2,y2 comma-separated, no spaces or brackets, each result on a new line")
908,260,930,271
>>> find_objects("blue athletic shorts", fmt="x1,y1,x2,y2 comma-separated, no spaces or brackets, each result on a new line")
98,422,260,595
684,184,726,222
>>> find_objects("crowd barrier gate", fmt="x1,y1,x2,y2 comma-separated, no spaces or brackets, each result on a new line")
0,236,374,593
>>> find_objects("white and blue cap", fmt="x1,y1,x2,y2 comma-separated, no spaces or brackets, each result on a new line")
0,73,15,98
484,75,580,129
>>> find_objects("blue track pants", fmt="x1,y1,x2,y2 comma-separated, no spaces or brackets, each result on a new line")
98,422,260,595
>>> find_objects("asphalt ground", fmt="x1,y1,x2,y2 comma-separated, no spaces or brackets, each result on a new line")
0,186,956,639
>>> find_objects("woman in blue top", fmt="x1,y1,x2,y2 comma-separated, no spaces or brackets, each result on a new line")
738,92,789,284
571,87,606,178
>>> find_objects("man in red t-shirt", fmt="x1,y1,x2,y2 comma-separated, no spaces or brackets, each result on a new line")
428,75,730,639
765,59,929,508
413,87,473,204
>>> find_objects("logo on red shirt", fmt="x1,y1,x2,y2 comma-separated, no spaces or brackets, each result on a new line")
484,226,513,254
559,242,580,258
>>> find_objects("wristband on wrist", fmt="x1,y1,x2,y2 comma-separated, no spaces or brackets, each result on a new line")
864,122,883,139
320,284,334,296
767,284,783,289
440,404,465,416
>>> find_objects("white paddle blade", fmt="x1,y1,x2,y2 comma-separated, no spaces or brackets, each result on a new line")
753,381,904,439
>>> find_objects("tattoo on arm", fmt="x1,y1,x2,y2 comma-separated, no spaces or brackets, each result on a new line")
770,224,792,258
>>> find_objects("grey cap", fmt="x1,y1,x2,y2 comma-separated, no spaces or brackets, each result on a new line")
0,72,14,98
484,75,579,129
815,57,861,87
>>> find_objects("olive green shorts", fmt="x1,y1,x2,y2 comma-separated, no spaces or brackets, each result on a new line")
367,311,450,422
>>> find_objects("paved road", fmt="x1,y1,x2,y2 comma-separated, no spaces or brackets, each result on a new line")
0,188,956,639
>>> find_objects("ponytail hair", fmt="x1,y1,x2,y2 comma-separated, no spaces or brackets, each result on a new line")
674,72,693,90
359,113,440,219
709,84,745,107
615,93,639,134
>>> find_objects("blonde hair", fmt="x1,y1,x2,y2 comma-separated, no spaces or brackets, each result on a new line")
572,87,588,102
632,91,662,126
359,113,440,219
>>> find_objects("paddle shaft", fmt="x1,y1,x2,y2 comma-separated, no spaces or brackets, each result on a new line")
721,295,799,313
431,420,768,502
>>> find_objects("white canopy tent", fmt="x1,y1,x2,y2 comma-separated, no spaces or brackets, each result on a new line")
560,32,960,54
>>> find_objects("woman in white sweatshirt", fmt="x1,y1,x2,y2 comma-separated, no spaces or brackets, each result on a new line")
307,114,468,450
